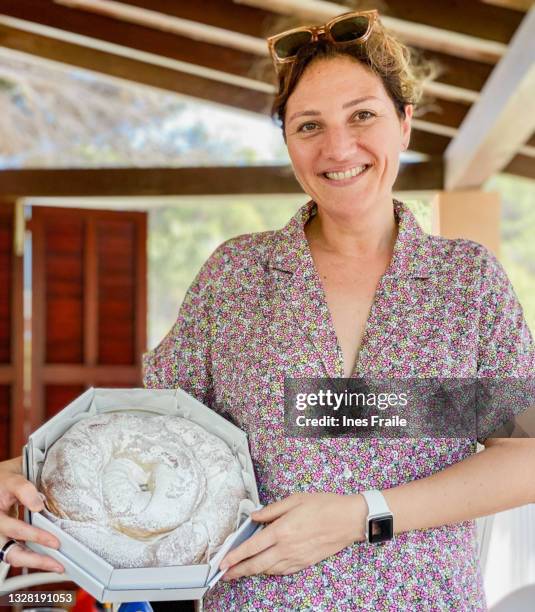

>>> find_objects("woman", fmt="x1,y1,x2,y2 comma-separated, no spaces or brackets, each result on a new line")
0,10,534,611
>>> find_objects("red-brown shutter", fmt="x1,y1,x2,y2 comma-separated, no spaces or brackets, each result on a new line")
0,201,23,460
30,207,146,427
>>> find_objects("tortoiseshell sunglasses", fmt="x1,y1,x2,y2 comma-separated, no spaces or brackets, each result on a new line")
267,10,378,72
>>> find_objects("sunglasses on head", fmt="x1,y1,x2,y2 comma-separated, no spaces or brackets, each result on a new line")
267,10,378,72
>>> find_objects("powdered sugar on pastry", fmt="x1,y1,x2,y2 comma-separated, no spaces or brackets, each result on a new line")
39,413,247,568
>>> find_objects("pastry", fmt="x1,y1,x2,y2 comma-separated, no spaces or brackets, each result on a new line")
39,412,247,568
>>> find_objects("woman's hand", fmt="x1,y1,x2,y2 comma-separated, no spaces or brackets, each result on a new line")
220,492,366,580
0,457,64,572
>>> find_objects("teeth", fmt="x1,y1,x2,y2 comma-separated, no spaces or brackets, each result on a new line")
325,165,368,181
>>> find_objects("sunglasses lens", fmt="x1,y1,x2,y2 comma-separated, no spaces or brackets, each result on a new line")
330,15,370,42
274,31,314,59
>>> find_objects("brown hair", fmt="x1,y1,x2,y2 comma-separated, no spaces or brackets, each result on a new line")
270,16,436,138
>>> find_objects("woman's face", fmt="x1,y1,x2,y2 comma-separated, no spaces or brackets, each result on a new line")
284,55,412,219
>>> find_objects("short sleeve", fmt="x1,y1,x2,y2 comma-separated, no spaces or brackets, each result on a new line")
477,248,535,377
142,251,219,409
476,247,535,442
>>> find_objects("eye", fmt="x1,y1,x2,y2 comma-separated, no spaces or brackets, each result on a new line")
297,121,319,134
352,110,375,122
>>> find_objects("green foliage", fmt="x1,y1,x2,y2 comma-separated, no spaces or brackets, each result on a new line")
148,197,305,347
487,174,535,336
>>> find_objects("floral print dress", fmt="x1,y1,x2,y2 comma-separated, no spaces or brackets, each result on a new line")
143,200,534,611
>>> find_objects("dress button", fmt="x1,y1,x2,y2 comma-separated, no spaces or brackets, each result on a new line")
343,464,352,479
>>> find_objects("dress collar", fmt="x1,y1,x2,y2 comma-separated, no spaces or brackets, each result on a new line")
268,199,433,279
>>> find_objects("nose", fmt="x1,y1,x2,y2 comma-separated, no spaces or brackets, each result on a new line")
321,126,358,162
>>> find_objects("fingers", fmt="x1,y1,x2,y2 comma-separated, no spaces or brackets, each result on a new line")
222,546,281,580
0,515,60,549
5,542,64,573
251,494,303,524
220,524,277,570
7,475,45,512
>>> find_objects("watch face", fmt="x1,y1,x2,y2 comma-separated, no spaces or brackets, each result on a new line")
368,515,393,544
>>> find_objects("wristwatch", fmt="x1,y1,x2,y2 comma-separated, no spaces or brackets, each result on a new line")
361,490,394,544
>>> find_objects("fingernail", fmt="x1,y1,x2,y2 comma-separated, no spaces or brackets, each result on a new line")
53,565,64,573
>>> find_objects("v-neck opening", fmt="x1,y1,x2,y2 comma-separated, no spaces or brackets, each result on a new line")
301,201,402,379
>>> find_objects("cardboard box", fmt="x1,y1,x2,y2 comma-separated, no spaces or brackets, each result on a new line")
23,387,262,603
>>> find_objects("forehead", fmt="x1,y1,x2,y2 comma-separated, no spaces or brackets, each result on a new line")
286,56,388,112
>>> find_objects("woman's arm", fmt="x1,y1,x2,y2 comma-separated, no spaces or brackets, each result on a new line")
220,439,535,579
383,438,535,534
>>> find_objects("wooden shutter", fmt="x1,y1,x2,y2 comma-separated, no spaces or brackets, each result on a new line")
30,207,146,428
0,201,23,460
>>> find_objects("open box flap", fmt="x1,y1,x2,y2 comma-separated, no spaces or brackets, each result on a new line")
206,507,264,586
91,388,177,414
101,586,209,603
29,388,95,451
27,540,106,602
174,388,248,449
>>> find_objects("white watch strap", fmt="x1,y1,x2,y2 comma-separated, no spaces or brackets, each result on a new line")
361,490,391,516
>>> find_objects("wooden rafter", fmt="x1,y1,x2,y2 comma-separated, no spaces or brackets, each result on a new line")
108,0,499,94
234,0,508,63
337,0,524,44
0,0,532,182
0,0,267,83
445,8,535,188
0,21,472,134
481,0,532,10
503,154,535,180
0,162,444,197
0,0,496,101
0,23,273,113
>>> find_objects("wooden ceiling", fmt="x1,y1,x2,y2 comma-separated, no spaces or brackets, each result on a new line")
0,0,533,196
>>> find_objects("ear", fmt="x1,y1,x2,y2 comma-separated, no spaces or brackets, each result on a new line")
400,104,413,151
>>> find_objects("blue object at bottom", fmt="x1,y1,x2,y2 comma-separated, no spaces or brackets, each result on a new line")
118,602,154,612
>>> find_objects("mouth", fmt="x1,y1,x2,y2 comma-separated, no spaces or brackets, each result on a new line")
320,164,372,185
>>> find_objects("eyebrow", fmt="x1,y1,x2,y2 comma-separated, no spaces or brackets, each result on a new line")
287,96,380,124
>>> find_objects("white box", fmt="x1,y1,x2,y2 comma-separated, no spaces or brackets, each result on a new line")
22,387,262,603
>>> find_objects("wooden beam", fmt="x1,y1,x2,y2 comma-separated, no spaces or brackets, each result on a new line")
503,154,535,180
420,51,492,94
0,162,443,197
1,0,490,99
42,365,140,385
346,0,523,45
481,0,532,11
445,8,535,188
0,0,267,84
235,0,508,63
395,159,444,192
0,21,470,145
0,167,301,197
0,23,272,113
409,130,450,157
109,0,499,93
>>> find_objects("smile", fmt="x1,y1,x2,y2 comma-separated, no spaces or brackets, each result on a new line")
323,165,371,181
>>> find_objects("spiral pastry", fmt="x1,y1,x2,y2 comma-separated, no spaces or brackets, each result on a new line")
39,413,247,568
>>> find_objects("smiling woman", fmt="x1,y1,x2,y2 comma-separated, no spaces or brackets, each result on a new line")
146,9,535,611
0,9,534,612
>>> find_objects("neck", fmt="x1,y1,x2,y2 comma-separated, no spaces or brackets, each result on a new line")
305,198,398,260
